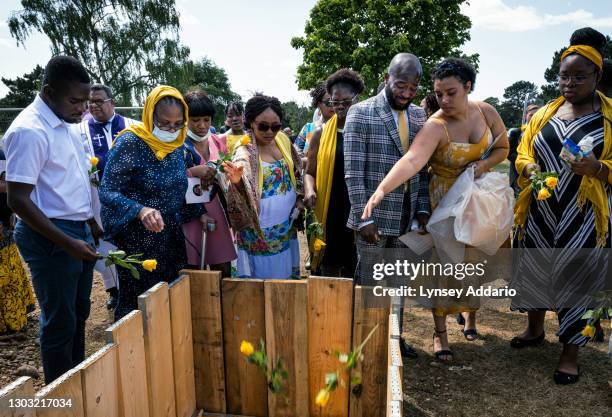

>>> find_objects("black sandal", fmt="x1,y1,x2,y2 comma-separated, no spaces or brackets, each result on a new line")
510,332,545,349
433,329,453,362
553,368,580,385
463,328,478,341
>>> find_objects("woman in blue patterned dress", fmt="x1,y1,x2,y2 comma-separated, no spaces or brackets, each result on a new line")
223,95,304,279
100,85,204,320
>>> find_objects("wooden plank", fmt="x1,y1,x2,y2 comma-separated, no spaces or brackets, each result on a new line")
106,310,150,417
349,286,389,417
264,280,309,417
307,277,353,417
222,279,268,417
388,314,400,340
0,376,35,417
387,339,402,373
79,344,119,417
170,275,197,417
138,282,176,417
183,269,226,413
35,368,83,417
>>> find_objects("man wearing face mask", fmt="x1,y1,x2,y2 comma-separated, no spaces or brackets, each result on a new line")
4,55,99,383
79,84,137,310
344,53,430,359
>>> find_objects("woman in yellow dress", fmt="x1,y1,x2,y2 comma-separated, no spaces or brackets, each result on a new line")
0,150,35,334
363,58,509,361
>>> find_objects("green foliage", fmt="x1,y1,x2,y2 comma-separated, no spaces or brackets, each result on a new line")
245,339,289,396
7,0,190,104
0,65,44,107
281,101,312,133
291,0,477,97
174,57,242,128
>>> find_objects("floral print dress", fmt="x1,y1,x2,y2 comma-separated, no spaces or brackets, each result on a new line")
236,159,300,278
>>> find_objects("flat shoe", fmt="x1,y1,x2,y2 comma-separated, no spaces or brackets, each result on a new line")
553,369,580,385
510,332,545,349
463,328,478,341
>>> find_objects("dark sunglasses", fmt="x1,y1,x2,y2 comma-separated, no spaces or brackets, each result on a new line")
256,122,282,133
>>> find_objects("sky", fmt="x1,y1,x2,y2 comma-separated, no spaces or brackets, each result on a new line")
0,0,611,106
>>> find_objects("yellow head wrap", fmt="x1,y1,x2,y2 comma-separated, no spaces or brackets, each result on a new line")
560,45,603,70
115,85,188,160
514,91,612,247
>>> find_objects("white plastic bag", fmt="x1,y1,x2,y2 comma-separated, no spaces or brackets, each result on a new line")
427,165,515,263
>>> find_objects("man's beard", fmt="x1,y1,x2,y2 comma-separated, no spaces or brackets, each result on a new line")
385,84,410,111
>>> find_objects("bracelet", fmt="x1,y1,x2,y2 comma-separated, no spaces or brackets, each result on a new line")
596,161,604,176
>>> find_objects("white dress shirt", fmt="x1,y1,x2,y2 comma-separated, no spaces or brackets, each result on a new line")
3,94,93,221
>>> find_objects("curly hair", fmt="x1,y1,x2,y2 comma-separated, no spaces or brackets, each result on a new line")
424,94,440,115
430,58,477,92
310,83,327,107
183,90,216,118
225,101,244,116
244,94,284,126
325,68,365,95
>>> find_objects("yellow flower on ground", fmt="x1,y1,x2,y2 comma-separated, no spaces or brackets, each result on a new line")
537,188,551,200
581,324,595,338
313,238,326,252
315,388,330,407
240,340,254,357
142,259,157,272
545,176,558,189
90,156,99,167
240,136,251,146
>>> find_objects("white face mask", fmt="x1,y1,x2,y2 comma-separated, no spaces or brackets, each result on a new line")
152,125,181,143
187,129,211,142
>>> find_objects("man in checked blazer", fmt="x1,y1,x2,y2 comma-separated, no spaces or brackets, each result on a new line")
344,53,430,358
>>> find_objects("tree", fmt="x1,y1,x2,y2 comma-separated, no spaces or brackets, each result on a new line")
7,0,190,104
0,65,44,107
281,101,312,133
291,0,477,96
540,35,612,103
483,97,500,108
500,80,539,127
174,57,242,128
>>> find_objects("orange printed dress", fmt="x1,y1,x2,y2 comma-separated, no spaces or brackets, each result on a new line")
423,105,491,315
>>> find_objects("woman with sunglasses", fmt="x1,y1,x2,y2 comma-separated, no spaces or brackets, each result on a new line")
222,94,304,279
511,27,612,385
304,69,364,277
100,85,205,320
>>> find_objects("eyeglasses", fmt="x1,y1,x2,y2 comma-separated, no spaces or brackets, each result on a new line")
557,72,597,85
255,122,282,133
89,98,112,108
326,95,357,107
154,119,186,131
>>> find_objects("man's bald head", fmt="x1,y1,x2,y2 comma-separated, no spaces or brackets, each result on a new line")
387,53,422,79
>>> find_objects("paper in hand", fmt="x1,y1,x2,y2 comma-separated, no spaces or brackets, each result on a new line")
186,177,210,204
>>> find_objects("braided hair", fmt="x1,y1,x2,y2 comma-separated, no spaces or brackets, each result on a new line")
431,58,477,92
310,83,327,107
244,94,284,126
225,101,244,116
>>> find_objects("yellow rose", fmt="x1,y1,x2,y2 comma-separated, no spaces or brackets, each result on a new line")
544,176,557,189
537,188,551,201
240,136,251,146
142,259,157,272
581,324,595,338
313,238,326,252
240,340,254,357
315,388,330,407
90,156,99,167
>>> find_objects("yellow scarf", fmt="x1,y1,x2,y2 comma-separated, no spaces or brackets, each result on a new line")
515,91,612,247
310,114,338,270
115,85,188,160
561,45,603,70
257,131,296,193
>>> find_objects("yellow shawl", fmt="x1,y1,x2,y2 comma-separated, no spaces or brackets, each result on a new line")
115,85,188,160
258,131,296,193
515,91,612,247
310,114,338,270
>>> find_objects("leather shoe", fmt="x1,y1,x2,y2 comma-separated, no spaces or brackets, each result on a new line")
400,338,418,358
510,332,545,349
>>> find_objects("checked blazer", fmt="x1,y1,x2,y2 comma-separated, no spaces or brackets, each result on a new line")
344,91,430,237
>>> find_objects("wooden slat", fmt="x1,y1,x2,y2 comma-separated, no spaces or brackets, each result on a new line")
170,275,197,417
0,376,35,417
388,314,400,340
264,280,309,417
307,277,353,417
222,279,268,417
349,286,389,417
35,368,83,417
106,310,150,417
183,269,226,413
138,282,176,417
79,344,119,417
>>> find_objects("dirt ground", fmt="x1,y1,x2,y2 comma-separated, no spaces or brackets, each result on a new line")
1,236,611,416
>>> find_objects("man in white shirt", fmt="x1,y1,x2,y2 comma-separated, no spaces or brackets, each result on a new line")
79,84,136,310
5,55,99,384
